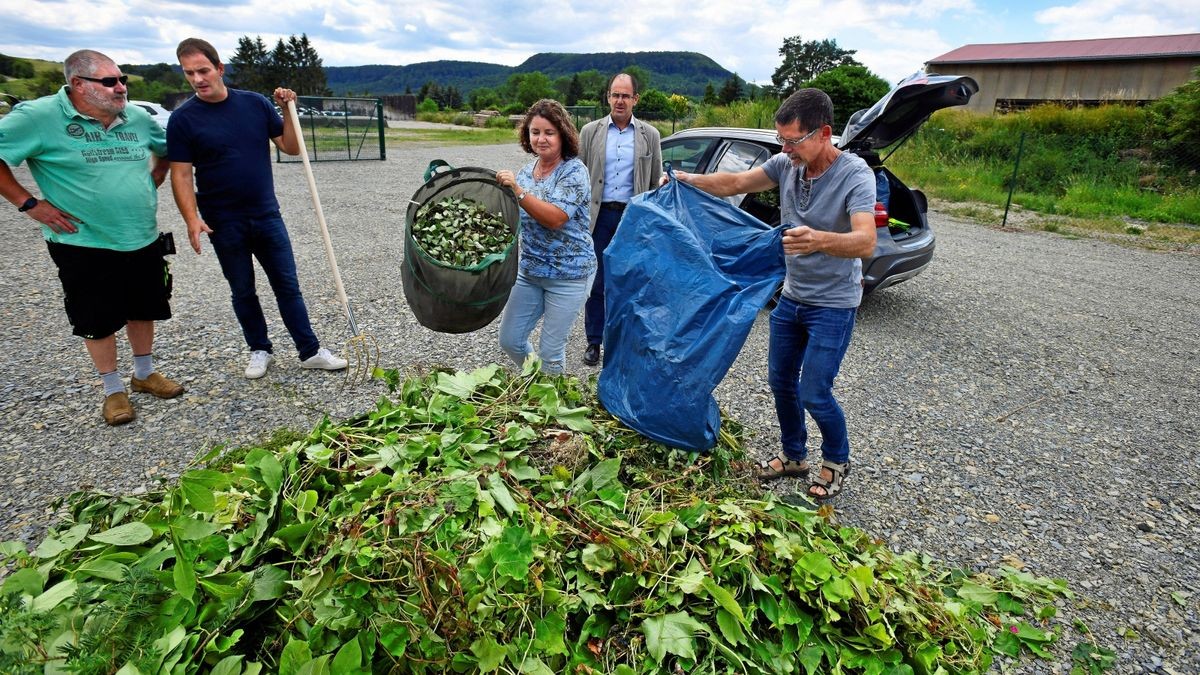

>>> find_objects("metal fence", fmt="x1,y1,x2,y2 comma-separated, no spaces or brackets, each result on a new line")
276,96,386,163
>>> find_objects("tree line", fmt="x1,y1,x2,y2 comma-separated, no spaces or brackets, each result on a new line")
3,34,893,125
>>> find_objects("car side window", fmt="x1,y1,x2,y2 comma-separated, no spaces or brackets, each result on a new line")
661,138,716,173
711,141,769,175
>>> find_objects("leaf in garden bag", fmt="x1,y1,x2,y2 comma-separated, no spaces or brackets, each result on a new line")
716,608,747,646
470,636,506,671
275,520,319,553
252,565,290,601
494,526,534,580
280,638,313,675
31,578,76,612
331,636,363,673
209,653,244,675
642,611,706,662
206,629,244,655
90,521,153,546
821,576,854,603
702,577,745,624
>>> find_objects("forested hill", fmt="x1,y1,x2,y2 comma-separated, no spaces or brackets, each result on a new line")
324,51,734,98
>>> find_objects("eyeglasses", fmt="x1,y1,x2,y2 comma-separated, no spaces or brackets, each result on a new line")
776,126,822,147
77,75,129,87
608,92,636,101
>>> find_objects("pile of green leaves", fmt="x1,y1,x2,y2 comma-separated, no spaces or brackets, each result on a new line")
412,197,511,268
1,364,1078,674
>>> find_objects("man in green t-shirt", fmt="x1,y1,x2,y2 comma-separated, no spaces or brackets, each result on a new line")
0,49,183,426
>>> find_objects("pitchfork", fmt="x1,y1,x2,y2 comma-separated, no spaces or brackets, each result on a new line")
286,99,379,384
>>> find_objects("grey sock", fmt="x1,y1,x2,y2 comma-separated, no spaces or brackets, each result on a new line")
100,371,125,396
132,354,154,380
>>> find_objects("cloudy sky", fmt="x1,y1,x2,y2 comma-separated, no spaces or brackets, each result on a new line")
2,0,1198,86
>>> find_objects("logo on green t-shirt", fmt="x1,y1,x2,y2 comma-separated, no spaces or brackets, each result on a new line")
66,123,84,138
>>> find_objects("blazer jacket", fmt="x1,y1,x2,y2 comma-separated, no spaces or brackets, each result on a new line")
578,115,663,230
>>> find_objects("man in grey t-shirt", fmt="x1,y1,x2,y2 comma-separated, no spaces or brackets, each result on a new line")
673,88,876,502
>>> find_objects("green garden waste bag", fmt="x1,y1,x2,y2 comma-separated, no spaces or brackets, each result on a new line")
403,161,520,333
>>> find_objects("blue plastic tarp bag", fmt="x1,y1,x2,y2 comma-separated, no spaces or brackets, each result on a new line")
597,167,786,451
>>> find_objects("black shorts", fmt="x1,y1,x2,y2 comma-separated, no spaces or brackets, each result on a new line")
47,239,173,340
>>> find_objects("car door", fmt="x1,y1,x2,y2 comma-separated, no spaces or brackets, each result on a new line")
708,140,779,225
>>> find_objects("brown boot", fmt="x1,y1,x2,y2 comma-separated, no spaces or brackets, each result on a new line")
102,392,135,426
131,372,184,399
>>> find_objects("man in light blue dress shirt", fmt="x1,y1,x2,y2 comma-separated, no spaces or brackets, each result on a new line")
578,73,663,366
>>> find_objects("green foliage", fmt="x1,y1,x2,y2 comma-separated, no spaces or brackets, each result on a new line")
719,72,746,105
804,64,890,131
416,97,438,114
0,53,35,78
634,89,670,120
1149,67,1200,172
772,36,861,98
0,365,1083,674
887,104,1199,226
231,33,327,97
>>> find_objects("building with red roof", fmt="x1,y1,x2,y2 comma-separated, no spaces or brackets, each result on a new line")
926,33,1200,113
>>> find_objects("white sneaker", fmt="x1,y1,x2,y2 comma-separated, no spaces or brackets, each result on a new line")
245,350,273,379
300,347,348,371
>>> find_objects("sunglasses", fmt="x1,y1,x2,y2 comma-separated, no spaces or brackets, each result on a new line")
776,126,822,147
77,75,129,87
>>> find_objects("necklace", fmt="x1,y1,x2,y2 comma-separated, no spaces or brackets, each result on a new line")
534,158,560,180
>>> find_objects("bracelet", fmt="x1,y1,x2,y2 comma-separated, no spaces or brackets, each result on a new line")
516,191,527,202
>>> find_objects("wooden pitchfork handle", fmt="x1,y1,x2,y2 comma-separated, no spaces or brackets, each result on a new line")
285,99,360,336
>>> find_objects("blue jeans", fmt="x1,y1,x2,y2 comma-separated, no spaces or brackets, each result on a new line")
584,206,621,345
498,270,595,374
767,296,858,464
208,213,320,360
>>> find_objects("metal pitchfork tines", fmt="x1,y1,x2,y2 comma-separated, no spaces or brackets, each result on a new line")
286,99,379,385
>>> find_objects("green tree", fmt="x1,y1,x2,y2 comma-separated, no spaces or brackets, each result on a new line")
470,86,500,111
636,89,670,120
566,74,584,106
31,69,63,97
771,36,860,98
804,64,890,130
230,36,271,94
509,72,555,107
702,82,717,105
622,64,652,93
286,34,327,96
1149,66,1200,171
719,73,745,105
667,93,690,132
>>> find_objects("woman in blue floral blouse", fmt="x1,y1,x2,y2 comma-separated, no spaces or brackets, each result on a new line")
495,99,596,374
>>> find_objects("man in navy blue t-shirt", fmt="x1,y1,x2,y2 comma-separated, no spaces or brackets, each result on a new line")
168,37,346,380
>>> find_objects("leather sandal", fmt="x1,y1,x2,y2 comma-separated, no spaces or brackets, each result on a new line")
756,452,810,480
807,459,851,501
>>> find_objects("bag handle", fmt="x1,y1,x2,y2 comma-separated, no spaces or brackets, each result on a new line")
424,159,455,183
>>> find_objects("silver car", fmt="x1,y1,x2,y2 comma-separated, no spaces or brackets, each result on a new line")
660,73,979,294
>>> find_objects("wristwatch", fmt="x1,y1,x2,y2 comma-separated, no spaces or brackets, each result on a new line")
18,197,38,212
516,191,527,202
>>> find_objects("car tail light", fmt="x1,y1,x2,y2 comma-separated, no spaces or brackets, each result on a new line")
873,202,888,227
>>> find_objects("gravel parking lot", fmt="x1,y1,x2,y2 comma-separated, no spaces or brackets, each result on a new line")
1,143,1197,672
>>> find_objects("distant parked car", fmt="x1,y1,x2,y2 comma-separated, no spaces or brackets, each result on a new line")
659,72,978,295
129,100,171,129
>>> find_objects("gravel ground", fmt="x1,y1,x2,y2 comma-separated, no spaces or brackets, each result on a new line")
2,143,1198,673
